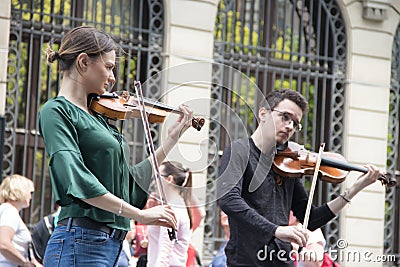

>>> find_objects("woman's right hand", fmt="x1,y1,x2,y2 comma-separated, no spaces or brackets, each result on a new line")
136,205,177,230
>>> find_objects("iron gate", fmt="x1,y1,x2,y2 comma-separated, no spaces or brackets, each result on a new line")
204,0,347,262
5,0,164,224
384,23,400,266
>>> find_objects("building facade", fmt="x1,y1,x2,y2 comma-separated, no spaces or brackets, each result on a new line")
0,0,399,266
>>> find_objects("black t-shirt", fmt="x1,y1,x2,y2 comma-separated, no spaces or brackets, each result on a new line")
218,138,335,266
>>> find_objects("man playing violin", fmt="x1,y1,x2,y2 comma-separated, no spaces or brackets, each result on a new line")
217,89,384,266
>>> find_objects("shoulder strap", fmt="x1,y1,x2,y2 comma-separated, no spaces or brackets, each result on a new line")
43,215,54,234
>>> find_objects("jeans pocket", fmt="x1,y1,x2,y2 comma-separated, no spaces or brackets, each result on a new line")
43,238,64,267
76,228,109,245
75,229,121,266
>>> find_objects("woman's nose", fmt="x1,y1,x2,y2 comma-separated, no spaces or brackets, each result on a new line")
108,71,116,83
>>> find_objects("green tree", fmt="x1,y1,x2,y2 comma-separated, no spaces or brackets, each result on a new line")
215,1,259,55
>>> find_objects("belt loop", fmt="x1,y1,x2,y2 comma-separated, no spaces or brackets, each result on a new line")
110,228,116,238
66,218,73,232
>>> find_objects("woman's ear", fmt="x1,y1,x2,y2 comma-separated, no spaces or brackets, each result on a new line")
167,175,174,184
76,53,89,72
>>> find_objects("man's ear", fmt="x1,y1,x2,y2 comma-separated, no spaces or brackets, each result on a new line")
258,107,269,121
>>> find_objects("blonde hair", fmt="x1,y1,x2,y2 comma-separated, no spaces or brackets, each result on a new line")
0,174,34,203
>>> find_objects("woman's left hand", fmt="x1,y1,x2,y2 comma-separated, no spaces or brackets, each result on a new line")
167,104,193,142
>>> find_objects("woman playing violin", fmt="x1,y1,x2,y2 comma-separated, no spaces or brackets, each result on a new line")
218,89,384,267
39,26,193,267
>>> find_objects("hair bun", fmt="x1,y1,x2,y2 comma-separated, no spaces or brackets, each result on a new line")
47,50,59,64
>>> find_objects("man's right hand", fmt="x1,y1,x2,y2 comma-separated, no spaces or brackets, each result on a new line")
274,225,308,247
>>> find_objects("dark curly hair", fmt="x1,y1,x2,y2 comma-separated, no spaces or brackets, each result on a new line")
264,89,308,113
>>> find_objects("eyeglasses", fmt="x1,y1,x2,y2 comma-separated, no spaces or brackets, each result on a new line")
272,109,302,132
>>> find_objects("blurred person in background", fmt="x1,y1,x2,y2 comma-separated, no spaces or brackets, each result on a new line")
0,174,42,267
117,220,136,267
147,161,193,267
208,210,229,267
289,211,324,267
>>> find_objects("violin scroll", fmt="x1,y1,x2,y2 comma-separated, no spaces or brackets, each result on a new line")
192,118,205,131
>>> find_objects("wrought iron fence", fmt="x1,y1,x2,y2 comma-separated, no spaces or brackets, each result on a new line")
384,23,400,267
5,0,164,224
204,0,347,262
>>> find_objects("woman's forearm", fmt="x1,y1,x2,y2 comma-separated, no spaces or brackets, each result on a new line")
82,192,177,229
0,242,28,266
82,192,142,221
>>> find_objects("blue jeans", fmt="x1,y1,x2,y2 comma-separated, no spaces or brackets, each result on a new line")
43,222,122,267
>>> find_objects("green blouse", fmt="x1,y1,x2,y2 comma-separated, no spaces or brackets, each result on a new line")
39,96,152,231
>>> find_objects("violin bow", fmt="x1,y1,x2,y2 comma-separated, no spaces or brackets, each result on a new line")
303,142,325,229
299,142,325,252
133,81,177,241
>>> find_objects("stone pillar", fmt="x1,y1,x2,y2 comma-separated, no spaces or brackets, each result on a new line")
0,0,10,115
336,0,399,266
162,0,219,259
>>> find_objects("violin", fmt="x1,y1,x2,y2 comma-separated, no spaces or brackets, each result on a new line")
89,91,205,131
273,141,397,187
